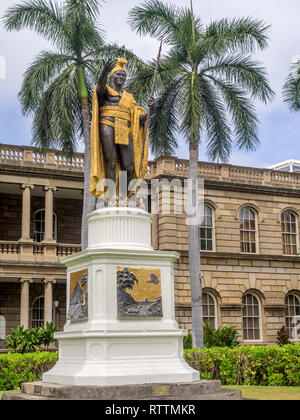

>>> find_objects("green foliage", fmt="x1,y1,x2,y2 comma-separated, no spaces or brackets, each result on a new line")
203,322,240,348
184,344,300,386
6,322,57,353
0,352,58,391
129,0,274,160
276,326,290,347
283,60,300,112
182,328,193,349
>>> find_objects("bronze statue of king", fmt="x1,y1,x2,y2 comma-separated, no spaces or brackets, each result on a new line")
90,58,154,200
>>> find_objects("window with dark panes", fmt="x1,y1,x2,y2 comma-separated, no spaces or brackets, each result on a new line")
281,211,298,255
34,209,57,242
32,296,44,328
240,207,257,253
203,292,217,328
199,205,214,251
243,294,261,340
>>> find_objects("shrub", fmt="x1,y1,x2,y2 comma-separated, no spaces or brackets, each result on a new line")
276,326,290,347
182,328,193,349
203,322,240,348
0,352,58,391
6,322,57,353
184,344,300,386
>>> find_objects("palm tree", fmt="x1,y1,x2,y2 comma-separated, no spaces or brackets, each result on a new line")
117,268,139,291
129,0,274,348
283,58,300,111
3,0,141,250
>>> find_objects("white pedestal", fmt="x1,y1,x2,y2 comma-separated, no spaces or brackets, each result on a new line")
43,207,199,386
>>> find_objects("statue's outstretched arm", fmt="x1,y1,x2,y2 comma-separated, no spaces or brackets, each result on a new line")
97,59,117,96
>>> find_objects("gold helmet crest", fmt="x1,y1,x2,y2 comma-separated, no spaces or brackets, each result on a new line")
111,58,128,75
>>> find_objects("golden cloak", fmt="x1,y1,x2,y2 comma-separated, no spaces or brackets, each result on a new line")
90,85,149,198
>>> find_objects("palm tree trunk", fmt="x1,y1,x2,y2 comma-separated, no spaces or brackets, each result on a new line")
80,97,95,251
188,141,204,349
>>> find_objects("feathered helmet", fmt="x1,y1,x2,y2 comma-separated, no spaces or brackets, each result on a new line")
111,57,128,75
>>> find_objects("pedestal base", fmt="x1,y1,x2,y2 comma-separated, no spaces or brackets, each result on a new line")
43,330,198,386
2,381,242,400
43,208,199,387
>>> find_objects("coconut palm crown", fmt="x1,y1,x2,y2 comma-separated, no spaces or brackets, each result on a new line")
129,0,274,347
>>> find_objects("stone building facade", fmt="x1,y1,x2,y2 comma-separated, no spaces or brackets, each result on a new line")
0,143,299,349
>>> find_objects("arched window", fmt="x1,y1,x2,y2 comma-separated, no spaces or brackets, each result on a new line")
242,293,261,341
285,294,300,339
199,205,214,251
0,315,6,340
202,292,217,328
240,207,257,253
281,211,298,255
34,209,57,242
32,296,44,328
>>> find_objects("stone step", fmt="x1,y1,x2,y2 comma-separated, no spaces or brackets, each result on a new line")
1,381,242,401
1,392,50,400
137,390,242,400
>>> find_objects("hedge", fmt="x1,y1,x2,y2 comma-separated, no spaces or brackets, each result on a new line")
0,352,58,391
0,345,299,391
184,344,300,386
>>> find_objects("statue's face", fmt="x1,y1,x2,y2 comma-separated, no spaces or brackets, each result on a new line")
111,70,126,88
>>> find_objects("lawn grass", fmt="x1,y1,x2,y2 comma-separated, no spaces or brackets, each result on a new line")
223,385,300,400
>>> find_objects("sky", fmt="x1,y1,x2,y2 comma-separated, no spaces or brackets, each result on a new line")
0,0,299,168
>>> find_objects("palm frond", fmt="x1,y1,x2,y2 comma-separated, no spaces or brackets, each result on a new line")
63,0,103,22
180,72,202,143
126,55,183,105
32,64,80,156
129,0,204,64
128,0,181,44
19,50,75,115
149,77,183,157
283,64,300,112
62,5,105,57
200,53,274,104
2,0,67,48
174,7,203,62
200,17,270,58
199,78,232,162
207,76,259,152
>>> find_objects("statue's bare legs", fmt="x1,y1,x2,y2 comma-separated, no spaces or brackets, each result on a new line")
97,122,134,207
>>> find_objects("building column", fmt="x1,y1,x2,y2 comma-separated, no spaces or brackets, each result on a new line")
19,278,33,329
20,184,34,241
43,279,56,325
43,186,57,243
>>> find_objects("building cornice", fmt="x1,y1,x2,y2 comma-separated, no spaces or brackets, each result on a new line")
172,250,300,263
152,173,300,198
0,164,84,182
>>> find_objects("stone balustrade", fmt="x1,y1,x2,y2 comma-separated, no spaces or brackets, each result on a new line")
147,158,300,190
0,241,20,255
0,241,81,260
2,143,300,190
56,244,82,257
0,144,84,172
